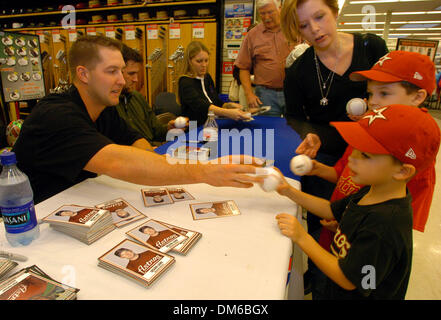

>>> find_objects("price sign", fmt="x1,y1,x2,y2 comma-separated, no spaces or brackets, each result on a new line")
147,25,158,40
192,23,204,39
169,23,181,39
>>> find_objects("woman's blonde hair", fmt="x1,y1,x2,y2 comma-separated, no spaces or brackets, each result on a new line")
179,41,210,78
280,0,339,43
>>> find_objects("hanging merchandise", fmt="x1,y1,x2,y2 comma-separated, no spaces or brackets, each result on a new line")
0,31,45,103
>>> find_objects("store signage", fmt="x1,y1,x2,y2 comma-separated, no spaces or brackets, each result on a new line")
125,25,136,41
192,23,204,39
169,23,181,39
147,25,158,40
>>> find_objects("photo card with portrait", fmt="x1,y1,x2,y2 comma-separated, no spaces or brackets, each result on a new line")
0,268,79,300
95,198,147,228
97,239,175,288
141,188,174,207
190,200,241,220
162,222,202,255
126,219,188,253
166,187,195,202
41,204,115,244
42,204,110,227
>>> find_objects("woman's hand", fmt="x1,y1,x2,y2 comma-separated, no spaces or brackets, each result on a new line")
223,102,243,109
224,108,252,121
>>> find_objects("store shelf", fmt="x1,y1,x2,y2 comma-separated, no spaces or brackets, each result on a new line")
5,18,217,32
0,0,217,19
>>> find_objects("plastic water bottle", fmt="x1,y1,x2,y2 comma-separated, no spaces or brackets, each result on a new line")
202,111,218,142
0,151,40,246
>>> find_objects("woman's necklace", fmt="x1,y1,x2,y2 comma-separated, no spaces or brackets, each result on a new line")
314,40,340,106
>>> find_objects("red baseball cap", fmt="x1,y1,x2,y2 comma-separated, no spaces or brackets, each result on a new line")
350,51,436,94
331,104,440,173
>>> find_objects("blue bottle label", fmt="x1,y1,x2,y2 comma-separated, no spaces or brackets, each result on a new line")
1,201,38,234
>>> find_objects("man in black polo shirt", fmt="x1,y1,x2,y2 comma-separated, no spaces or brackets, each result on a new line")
12,36,260,204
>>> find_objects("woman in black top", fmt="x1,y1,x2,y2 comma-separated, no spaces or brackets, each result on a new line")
280,0,388,299
178,41,251,125
282,0,388,159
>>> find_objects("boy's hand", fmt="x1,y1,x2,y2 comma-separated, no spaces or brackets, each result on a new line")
276,213,307,243
320,219,339,233
269,167,292,196
304,159,321,176
295,133,321,159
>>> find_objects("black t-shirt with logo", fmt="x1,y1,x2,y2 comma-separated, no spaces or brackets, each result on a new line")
12,85,142,204
325,186,413,299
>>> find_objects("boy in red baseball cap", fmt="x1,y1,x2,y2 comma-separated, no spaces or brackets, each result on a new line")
301,51,436,246
276,104,440,299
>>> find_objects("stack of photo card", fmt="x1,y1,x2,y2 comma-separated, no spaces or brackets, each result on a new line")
42,204,115,244
162,222,202,255
126,219,189,253
0,259,18,280
98,239,175,287
95,198,147,228
190,200,241,220
141,187,195,207
0,265,80,300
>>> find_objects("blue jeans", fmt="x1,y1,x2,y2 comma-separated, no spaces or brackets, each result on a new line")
254,85,286,117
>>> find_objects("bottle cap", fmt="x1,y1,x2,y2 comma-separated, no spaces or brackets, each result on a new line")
0,151,17,165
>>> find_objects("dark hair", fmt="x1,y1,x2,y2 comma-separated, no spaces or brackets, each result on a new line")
55,210,73,216
139,225,155,233
114,248,130,257
400,81,422,95
232,66,241,85
195,208,211,214
68,35,123,79
121,43,143,64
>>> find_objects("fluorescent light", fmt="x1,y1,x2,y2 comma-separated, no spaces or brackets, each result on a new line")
391,11,441,15
350,0,430,4
338,0,346,13
342,11,441,16
338,27,441,31
340,21,441,24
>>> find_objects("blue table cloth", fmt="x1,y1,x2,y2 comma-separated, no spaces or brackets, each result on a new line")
155,116,303,181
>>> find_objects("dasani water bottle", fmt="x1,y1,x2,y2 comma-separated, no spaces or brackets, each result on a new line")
0,151,40,246
202,111,218,142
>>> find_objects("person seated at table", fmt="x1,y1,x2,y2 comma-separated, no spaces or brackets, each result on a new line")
12,35,261,204
116,44,186,147
178,41,251,126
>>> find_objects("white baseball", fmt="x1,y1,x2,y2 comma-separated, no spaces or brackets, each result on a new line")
174,116,187,128
256,167,282,192
346,98,367,116
290,155,313,176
